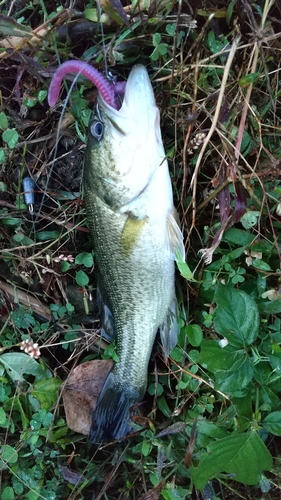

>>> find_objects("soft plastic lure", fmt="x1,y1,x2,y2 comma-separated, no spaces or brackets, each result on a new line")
48,60,126,109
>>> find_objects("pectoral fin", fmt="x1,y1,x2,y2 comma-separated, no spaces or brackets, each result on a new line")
121,215,148,256
166,209,185,260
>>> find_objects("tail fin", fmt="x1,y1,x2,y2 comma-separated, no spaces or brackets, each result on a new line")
89,372,140,443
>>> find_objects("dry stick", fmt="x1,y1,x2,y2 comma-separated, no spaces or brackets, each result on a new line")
181,51,200,211
235,0,275,164
234,45,259,164
189,35,241,233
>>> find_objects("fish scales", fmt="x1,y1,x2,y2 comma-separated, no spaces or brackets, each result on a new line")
84,65,184,442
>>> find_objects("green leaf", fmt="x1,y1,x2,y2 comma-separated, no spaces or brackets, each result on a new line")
0,14,32,37
0,353,48,383
157,43,168,55
223,228,255,247
141,440,152,457
1,486,15,500
150,48,159,61
0,148,6,163
32,378,61,410
241,210,260,229
75,252,94,268
36,230,60,241
153,32,161,46
157,395,171,418
0,111,8,129
166,23,177,36
0,407,6,426
61,261,71,272
4,394,29,430
37,90,47,102
2,128,19,149
252,259,271,271
2,217,22,226
214,284,259,347
0,445,18,469
214,355,254,393
185,324,203,347
176,254,196,281
75,270,89,286
238,72,261,87
199,340,240,372
258,300,281,315
190,431,272,489
11,309,35,329
263,411,281,436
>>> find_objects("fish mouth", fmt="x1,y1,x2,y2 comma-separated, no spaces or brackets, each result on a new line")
97,65,156,133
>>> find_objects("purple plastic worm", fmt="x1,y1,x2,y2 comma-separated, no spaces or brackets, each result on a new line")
48,60,126,109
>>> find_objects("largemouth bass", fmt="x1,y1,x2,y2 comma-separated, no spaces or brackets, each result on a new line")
84,65,184,442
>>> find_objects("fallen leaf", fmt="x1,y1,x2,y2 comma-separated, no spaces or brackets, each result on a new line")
62,359,113,435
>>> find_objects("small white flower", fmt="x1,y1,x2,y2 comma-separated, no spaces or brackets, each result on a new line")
219,338,229,348
20,339,41,359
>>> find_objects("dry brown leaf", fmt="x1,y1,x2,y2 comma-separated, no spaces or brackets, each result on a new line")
62,359,113,435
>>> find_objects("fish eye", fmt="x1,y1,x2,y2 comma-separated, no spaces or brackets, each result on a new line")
90,120,104,141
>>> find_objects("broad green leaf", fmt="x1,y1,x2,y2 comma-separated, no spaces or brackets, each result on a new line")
199,340,240,372
214,356,254,393
32,377,61,410
214,284,259,347
0,445,18,469
75,270,89,286
233,392,253,431
223,228,255,247
263,411,281,436
0,353,48,383
190,431,272,489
